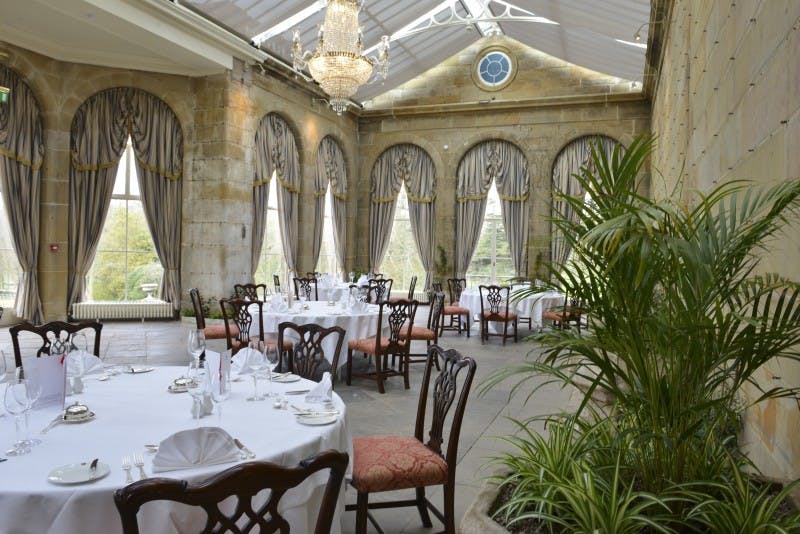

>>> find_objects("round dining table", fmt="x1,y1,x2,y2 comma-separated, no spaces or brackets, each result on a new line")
459,287,565,331
251,301,383,366
0,365,351,534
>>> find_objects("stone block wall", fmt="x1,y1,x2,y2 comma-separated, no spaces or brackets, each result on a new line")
651,0,800,481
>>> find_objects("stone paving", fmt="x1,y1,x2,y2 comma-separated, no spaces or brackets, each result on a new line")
0,313,572,533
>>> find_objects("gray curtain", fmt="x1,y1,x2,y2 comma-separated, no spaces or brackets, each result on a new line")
455,140,530,277
0,66,44,322
402,146,436,291
129,91,183,313
67,88,129,312
251,115,272,275
551,135,618,266
313,136,348,274
267,114,300,274
367,148,403,271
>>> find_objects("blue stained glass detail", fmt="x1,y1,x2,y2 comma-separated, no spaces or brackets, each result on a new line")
478,51,512,86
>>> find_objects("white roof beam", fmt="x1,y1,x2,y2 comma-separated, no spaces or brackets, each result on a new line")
251,0,327,46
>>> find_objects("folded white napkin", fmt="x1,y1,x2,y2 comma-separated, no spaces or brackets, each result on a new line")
269,294,288,312
305,372,333,403
65,350,103,377
357,275,368,285
152,427,241,473
230,348,263,375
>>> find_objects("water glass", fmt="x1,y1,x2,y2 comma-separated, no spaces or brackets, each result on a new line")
187,329,206,365
186,360,204,422
4,380,32,455
264,344,280,398
246,341,266,402
211,377,231,426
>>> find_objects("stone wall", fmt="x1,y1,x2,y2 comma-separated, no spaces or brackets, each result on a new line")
651,1,800,481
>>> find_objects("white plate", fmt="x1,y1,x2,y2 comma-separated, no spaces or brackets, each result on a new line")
64,412,95,424
168,384,188,393
295,414,338,426
272,374,301,383
48,461,110,485
129,366,154,374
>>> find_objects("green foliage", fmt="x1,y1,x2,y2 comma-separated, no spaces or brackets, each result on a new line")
485,134,800,530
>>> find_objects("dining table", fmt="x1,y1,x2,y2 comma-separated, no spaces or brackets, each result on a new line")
0,365,351,534
315,282,353,303
251,300,383,367
458,287,565,331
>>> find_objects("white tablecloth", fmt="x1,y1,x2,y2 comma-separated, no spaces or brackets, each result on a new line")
0,366,351,534
459,288,565,329
316,283,352,303
251,301,382,366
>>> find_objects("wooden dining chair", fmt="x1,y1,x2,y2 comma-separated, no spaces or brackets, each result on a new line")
541,295,586,333
220,297,293,359
114,450,349,534
367,278,392,304
389,275,417,303
345,299,418,394
278,322,345,383
401,290,444,369
441,278,470,337
478,285,518,344
190,289,235,360
349,284,370,302
346,345,476,534
233,283,268,301
9,321,103,369
293,277,319,301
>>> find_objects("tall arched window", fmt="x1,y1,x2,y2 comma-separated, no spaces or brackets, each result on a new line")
382,187,425,291
313,136,348,278
86,137,162,300
466,183,513,286
315,190,339,276
255,172,288,287
0,183,21,310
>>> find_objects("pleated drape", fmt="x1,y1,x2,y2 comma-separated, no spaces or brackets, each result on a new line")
0,66,44,322
313,136,348,274
368,144,435,281
251,115,272,275
129,91,183,313
455,140,529,277
551,135,618,266
67,88,129,313
267,114,300,274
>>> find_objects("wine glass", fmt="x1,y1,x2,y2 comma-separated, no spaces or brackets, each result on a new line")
246,341,266,402
211,376,231,426
4,380,32,455
0,349,9,385
187,329,205,366
264,343,280,399
349,271,355,283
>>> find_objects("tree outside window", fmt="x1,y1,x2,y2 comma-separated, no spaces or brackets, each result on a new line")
255,173,288,290
315,189,339,277
467,183,514,286
381,187,424,295
86,137,163,301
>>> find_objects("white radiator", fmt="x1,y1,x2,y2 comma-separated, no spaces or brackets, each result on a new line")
72,300,173,320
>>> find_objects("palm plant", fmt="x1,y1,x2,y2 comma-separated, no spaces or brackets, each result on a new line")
486,134,800,527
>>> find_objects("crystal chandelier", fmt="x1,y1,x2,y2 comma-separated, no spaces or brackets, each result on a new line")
293,0,389,115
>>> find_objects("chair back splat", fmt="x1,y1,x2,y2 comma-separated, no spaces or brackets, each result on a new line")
234,283,267,301
293,277,319,301
446,278,466,305
367,278,393,304
114,450,349,534
220,298,263,354
10,321,103,369
278,322,345,382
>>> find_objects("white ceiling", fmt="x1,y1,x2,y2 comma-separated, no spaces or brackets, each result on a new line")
0,0,650,102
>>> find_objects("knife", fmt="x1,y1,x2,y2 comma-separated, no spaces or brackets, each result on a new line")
234,439,256,459
40,413,66,434
284,389,310,395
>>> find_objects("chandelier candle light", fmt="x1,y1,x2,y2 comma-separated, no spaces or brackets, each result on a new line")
293,0,389,115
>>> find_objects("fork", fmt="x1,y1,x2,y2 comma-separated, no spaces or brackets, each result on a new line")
133,452,147,480
122,456,133,483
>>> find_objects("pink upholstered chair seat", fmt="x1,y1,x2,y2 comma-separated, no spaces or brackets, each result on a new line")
347,337,406,355
204,324,236,340
483,310,518,321
402,326,436,341
443,305,469,316
351,435,448,493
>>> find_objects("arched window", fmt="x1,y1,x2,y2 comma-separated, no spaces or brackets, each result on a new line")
313,135,348,278
382,186,425,291
86,137,162,300
0,184,20,310
466,183,513,286
315,189,339,276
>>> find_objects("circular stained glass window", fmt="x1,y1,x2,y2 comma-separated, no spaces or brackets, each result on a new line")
473,47,516,91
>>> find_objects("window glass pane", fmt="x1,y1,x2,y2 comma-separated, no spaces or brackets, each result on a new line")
129,149,140,196
381,187,424,296
315,189,339,277
255,176,288,289
0,191,21,309
467,184,515,286
85,137,163,301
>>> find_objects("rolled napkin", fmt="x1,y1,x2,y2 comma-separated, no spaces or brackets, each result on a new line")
152,427,241,473
269,294,288,312
230,348,263,375
65,350,103,377
305,371,333,404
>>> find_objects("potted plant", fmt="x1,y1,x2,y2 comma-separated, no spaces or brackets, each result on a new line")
478,135,800,532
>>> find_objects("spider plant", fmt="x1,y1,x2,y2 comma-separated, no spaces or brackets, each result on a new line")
484,133,800,526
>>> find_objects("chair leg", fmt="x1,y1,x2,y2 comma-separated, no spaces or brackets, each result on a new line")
502,320,508,346
356,491,369,534
375,352,385,394
415,487,433,527
514,318,518,342
466,314,471,337
443,483,455,534
403,353,410,389
346,348,353,386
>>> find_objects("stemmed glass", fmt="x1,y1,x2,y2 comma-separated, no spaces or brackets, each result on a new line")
4,379,34,455
349,271,355,283
246,341,266,402
0,349,8,385
264,344,280,399
211,376,231,426
187,329,206,367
